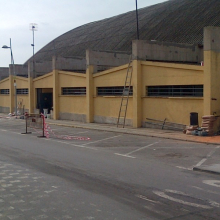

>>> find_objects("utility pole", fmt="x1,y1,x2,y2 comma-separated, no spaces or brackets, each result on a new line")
30,23,38,78
135,0,140,40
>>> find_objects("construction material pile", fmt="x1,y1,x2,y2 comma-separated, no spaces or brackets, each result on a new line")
201,115,217,136
185,115,218,136
185,125,199,135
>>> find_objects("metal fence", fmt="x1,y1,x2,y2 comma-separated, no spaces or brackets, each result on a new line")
23,113,45,137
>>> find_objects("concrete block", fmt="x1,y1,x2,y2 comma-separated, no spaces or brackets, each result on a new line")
132,40,202,63
204,26,220,52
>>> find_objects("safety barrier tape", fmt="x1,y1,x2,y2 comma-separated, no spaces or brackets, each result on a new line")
42,115,90,141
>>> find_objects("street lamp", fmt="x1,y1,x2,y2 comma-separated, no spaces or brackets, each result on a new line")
30,23,38,78
2,38,17,116
135,0,140,40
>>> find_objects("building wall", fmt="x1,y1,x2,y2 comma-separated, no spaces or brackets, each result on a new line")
141,61,204,125
93,65,133,125
0,61,205,126
34,72,53,88
0,94,10,113
59,71,86,87
0,77,29,114
58,71,87,121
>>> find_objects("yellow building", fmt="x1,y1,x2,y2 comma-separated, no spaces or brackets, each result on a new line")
1,1,220,132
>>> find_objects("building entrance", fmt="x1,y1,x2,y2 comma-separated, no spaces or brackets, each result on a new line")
36,88,53,114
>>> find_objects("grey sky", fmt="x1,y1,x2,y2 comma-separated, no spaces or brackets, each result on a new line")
0,0,166,67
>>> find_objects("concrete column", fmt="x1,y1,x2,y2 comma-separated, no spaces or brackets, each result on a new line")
8,64,15,114
53,69,59,120
9,74,14,114
132,60,142,128
203,27,220,116
86,65,94,123
52,56,59,119
28,61,34,113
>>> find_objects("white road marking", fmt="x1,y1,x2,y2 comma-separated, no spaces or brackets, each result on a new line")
176,166,193,171
82,135,122,146
54,140,98,150
195,158,207,167
203,180,220,188
136,195,159,203
114,153,136,159
115,142,159,158
153,189,212,209
195,146,220,167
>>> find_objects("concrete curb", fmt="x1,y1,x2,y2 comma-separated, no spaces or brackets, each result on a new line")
193,166,220,175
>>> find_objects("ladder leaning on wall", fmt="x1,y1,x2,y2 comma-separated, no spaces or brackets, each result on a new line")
117,55,133,128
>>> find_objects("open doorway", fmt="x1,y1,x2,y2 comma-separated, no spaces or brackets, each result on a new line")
36,88,53,114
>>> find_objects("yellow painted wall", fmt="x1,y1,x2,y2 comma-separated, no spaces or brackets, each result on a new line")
16,76,28,88
94,97,133,119
141,61,204,125
58,71,87,115
143,98,203,125
0,60,207,127
59,96,86,114
142,61,203,87
0,78,10,109
0,78,10,89
59,71,86,88
34,72,53,88
94,65,129,88
0,95,10,108
17,95,29,111
93,65,133,120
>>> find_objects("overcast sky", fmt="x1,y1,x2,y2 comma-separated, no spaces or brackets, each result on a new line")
0,0,165,67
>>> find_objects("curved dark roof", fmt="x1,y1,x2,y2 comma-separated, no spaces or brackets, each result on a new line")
29,0,220,63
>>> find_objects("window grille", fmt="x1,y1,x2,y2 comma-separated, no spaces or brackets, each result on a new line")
0,89,9,94
16,89,29,94
62,87,86,95
97,86,133,96
147,85,203,97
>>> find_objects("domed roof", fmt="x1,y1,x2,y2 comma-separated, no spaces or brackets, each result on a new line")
29,0,220,63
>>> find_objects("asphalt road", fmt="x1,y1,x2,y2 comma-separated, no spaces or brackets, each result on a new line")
0,117,220,219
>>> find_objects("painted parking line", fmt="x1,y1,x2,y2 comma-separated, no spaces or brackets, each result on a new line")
81,135,122,146
114,153,136,159
195,146,220,167
153,189,213,209
191,186,220,196
176,166,193,171
51,139,98,150
203,180,220,188
115,142,159,158
136,194,159,204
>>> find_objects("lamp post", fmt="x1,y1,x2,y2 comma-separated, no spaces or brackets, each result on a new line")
135,0,140,40
2,38,17,116
30,23,38,78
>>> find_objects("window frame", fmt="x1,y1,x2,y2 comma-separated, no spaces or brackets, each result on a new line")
62,87,86,95
97,86,133,96
147,85,203,97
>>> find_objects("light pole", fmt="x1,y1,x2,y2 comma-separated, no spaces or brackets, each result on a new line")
2,38,17,116
135,0,140,40
30,23,38,78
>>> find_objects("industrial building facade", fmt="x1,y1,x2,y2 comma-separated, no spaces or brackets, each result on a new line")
0,27,220,130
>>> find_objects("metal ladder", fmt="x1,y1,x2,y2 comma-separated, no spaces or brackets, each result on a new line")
117,56,133,128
